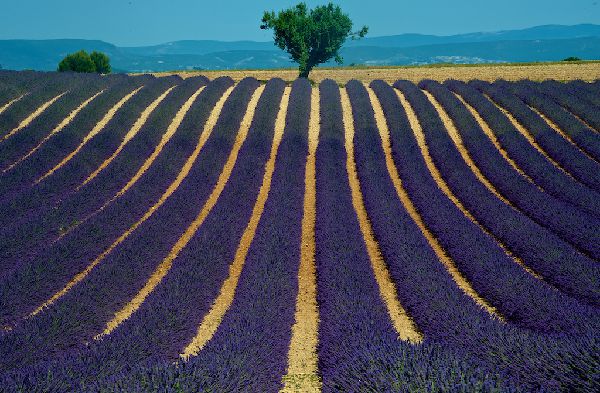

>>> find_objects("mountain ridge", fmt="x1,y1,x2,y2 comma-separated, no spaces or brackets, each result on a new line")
1,24,599,72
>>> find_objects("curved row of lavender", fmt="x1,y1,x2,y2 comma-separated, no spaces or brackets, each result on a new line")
0,74,152,202
0,76,209,276
0,76,184,237
541,80,600,131
421,80,600,259
508,80,600,160
0,74,109,168
417,80,600,299
0,76,234,325
471,80,600,191
574,80,600,107
0,71,597,391
445,80,600,217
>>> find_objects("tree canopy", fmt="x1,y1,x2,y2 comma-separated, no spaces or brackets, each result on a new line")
261,2,368,78
58,50,111,74
90,51,111,74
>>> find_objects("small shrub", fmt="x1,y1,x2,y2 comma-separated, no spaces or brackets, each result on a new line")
58,50,111,73
90,51,111,74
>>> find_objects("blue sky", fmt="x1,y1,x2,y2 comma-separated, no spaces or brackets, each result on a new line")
1,0,599,46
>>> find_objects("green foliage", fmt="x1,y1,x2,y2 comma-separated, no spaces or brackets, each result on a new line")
90,51,111,74
261,2,368,78
58,50,111,73
58,50,96,73
562,56,582,62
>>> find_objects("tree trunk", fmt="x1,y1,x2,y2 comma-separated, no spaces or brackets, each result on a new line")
299,63,313,78
299,68,309,78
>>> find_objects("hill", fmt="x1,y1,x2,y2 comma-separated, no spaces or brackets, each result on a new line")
1,24,600,72
0,70,598,392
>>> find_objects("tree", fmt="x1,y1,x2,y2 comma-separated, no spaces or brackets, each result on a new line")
562,56,582,62
90,51,111,74
58,50,111,73
261,2,368,78
58,50,96,73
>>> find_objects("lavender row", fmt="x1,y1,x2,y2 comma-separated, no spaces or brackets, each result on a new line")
26,77,295,392
420,80,600,264
0,76,208,274
370,80,600,391
0,70,51,93
0,77,109,169
0,72,112,139
0,77,235,326
0,73,148,136
0,77,182,244
0,75,151,201
350,79,504,340
0,77,260,372
0,71,62,113
445,80,600,216
504,80,600,161
313,79,515,392
470,80,600,191
82,77,282,363
566,80,600,108
538,80,600,131
0,85,22,109
394,79,599,329
0,75,155,275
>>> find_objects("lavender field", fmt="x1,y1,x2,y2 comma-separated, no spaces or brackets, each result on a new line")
0,70,598,392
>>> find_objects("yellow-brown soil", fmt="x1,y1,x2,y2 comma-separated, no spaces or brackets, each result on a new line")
36,87,142,183
281,88,322,393
181,87,290,359
29,86,232,320
393,89,502,318
80,86,176,188
342,87,423,343
96,85,265,339
3,90,103,173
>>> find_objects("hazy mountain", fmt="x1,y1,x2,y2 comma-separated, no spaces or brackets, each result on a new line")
344,23,600,48
121,40,275,56
120,24,600,55
1,24,599,72
339,38,600,66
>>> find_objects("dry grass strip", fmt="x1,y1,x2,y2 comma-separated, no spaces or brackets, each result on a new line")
3,91,104,173
180,87,290,359
530,106,598,163
79,87,176,188
0,94,27,115
154,62,600,84
342,88,424,343
280,88,322,393
423,90,513,207
393,89,501,318
28,86,233,319
453,93,540,187
485,95,575,180
3,92,67,141
95,85,266,339
36,87,143,183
